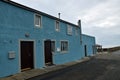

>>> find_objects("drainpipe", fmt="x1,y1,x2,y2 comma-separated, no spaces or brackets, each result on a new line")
78,20,82,44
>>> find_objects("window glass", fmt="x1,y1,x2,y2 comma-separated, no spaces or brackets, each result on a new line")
75,27,78,35
67,25,72,35
56,21,60,31
61,41,68,52
51,41,55,52
35,14,41,27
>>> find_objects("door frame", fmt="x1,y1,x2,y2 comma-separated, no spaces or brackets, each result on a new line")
92,45,96,54
84,45,87,57
43,39,53,66
19,39,36,72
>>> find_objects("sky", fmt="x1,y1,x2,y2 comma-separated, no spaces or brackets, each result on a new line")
12,0,120,48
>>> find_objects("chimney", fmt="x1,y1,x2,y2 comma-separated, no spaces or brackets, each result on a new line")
78,20,82,44
58,13,61,19
78,20,81,28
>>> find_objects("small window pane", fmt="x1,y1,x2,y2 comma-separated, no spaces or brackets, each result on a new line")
35,14,41,27
61,41,68,52
67,25,72,35
51,41,55,52
56,21,60,31
75,27,78,35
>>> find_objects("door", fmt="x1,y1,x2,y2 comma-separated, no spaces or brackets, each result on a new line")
92,45,95,54
20,41,34,71
84,45,87,57
44,40,53,66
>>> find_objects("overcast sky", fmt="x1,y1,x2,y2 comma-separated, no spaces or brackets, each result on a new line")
12,0,120,48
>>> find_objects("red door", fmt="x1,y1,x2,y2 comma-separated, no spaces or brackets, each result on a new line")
20,41,34,71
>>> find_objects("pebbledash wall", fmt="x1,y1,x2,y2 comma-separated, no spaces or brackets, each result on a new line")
0,0,96,77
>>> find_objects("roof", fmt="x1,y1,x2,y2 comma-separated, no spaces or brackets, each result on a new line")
95,44,102,47
1,0,79,27
82,34,95,38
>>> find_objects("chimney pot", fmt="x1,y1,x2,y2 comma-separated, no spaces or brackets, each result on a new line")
58,13,61,19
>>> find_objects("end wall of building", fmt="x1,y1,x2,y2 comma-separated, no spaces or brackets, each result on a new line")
82,34,96,57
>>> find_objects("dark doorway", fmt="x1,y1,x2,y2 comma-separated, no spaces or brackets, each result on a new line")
92,45,95,54
20,41,34,71
44,40,53,66
84,45,87,57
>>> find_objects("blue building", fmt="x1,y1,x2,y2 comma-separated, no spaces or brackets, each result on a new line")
82,34,96,57
0,0,96,77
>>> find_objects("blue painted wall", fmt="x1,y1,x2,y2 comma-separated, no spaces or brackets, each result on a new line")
0,1,34,77
82,34,96,57
0,1,84,77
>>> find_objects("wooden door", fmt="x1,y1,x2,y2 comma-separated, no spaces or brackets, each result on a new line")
44,40,53,66
20,41,34,71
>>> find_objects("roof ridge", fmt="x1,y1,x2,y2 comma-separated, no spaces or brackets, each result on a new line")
1,0,79,27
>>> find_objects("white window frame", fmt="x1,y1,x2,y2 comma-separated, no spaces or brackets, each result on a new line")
75,27,79,36
67,25,72,35
51,41,56,53
60,40,69,53
55,21,60,32
34,14,42,28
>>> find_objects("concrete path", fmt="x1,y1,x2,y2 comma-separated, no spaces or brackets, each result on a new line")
0,56,90,80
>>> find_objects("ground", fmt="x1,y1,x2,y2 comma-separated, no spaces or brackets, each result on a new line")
28,50,120,80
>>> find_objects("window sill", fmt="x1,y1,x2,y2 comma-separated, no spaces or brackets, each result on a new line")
67,33,72,36
55,30,60,32
35,26,42,29
60,51,68,54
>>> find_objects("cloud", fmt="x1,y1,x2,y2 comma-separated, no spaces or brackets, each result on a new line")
12,0,120,47
78,0,120,47
80,0,120,27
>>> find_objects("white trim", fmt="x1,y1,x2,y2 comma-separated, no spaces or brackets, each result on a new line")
42,39,46,67
18,39,36,72
67,24,72,35
55,20,60,32
75,27,79,36
34,14,42,28
43,39,54,67
51,40,56,53
60,40,69,53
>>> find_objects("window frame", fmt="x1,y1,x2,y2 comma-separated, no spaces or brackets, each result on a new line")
67,25,72,35
60,40,69,53
34,14,42,28
55,20,60,32
51,40,56,53
75,27,79,36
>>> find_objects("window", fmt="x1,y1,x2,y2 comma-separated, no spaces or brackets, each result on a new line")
55,21,60,31
35,14,41,27
51,41,55,53
75,27,79,35
67,25,72,35
61,41,68,52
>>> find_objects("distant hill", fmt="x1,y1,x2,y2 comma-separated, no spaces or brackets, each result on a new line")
103,46,120,52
